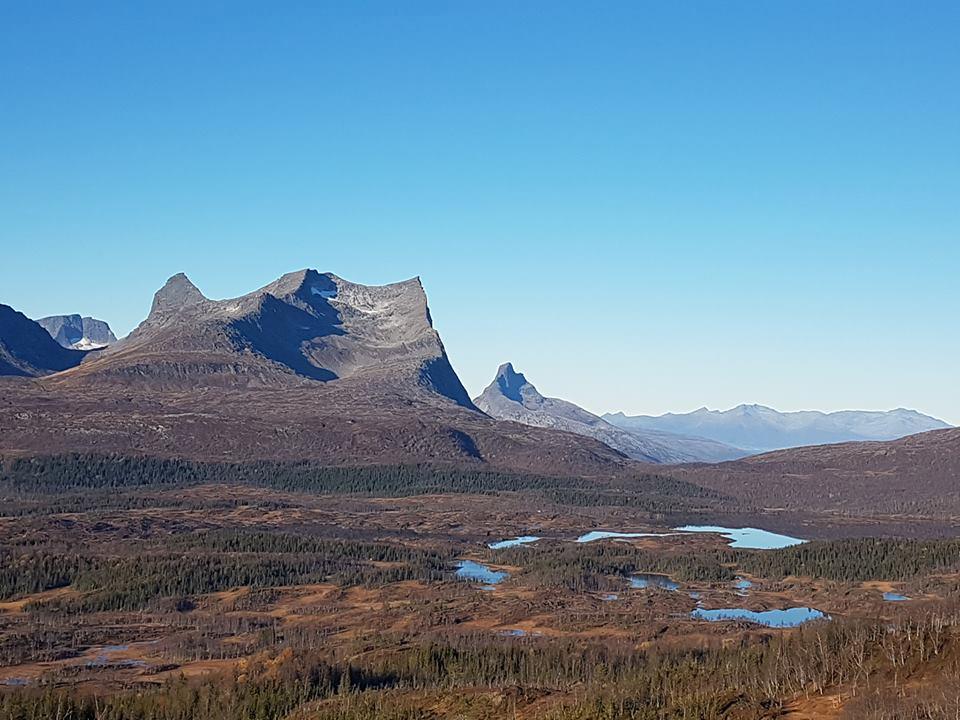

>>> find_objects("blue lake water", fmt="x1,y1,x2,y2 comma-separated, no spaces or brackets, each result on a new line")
456,560,509,588
576,530,671,543
574,526,805,549
883,592,909,602
692,607,826,627
630,574,680,591
674,525,806,550
734,578,753,590
488,536,540,549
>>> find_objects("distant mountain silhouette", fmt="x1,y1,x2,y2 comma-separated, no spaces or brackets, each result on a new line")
0,304,86,377
604,404,951,453
475,363,747,464
38,314,117,349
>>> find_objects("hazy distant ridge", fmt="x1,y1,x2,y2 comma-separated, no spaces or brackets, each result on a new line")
475,363,747,464
604,404,951,454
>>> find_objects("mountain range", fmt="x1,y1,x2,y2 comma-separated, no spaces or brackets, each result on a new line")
63,269,473,405
475,363,747,463
604,405,950,453
0,271,627,475
0,269,955,500
37,314,117,350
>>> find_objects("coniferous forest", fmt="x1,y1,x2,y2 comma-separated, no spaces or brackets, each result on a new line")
1,455,960,719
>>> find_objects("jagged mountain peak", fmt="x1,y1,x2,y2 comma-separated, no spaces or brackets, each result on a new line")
38,314,117,350
493,362,533,402
475,364,747,464
149,272,209,320
61,268,474,408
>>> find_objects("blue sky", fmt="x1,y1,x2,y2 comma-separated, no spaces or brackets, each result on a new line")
2,2,958,423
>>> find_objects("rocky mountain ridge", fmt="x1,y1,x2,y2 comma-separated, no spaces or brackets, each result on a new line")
605,404,951,453
475,363,747,464
38,314,117,350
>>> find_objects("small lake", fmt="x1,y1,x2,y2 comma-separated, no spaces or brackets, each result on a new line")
675,525,806,550
488,536,540,549
573,526,805,549
883,592,909,602
692,607,826,627
456,560,508,589
630,574,680,591
576,530,671,543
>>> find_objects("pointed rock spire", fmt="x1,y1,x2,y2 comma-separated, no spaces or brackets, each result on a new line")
493,362,533,402
149,273,208,319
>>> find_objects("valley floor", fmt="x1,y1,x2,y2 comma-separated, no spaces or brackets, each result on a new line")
2,461,960,718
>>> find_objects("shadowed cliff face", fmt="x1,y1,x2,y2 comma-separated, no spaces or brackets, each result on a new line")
493,363,528,402
0,304,87,377
61,269,475,408
0,271,636,475
37,315,117,349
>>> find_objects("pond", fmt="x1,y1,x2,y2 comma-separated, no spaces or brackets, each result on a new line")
692,606,826,627
574,526,805,549
674,525,806,550
576,530,671,543
455,560,509,589
883,592,909,602
630,573,680,591
488,536,540,549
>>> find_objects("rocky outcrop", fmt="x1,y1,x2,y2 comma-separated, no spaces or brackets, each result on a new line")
38,314,117,349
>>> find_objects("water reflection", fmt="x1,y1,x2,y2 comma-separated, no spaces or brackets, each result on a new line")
674,525,806,550
692,607,826,627
630,574,680,591
488,536,540,549
576,530,671,543
456,560,508,590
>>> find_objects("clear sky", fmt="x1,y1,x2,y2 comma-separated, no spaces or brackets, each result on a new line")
2,2,958,424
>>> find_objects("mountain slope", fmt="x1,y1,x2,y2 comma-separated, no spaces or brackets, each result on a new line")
62,270,474,407
0,304,87,377
0,273,633,476
605,404,950,453
38,314,117,349
474,363,747,464
675,427,960,515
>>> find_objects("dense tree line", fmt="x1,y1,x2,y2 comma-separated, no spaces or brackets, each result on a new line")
1,610,957,719
491,542,734,592
734,537,960,581
0,453,727,512
0,552,92,599
2,531,455,610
